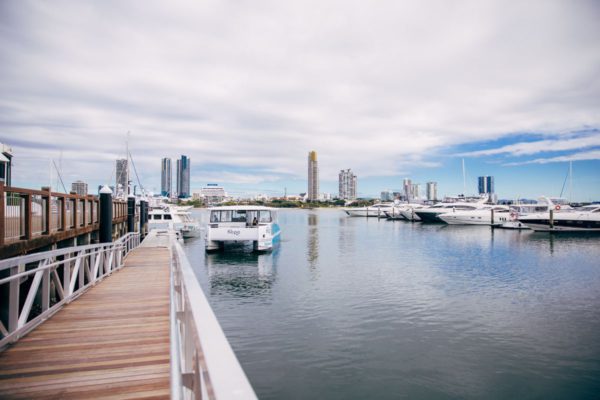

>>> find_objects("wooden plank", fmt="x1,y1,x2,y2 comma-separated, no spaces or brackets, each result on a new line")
0,246,171,399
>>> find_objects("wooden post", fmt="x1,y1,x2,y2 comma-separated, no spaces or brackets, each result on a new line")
73,198,78,230
491,209,494,225
549,209,554,229
61,195,66,231
82,198,87,227
25,193,32,240
0,181,5,246
43,187,51,234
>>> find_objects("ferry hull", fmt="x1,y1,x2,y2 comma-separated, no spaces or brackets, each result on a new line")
518,219,600,232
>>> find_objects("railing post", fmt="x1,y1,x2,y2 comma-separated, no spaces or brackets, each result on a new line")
99,186,113,243
72,197,78,231
43,186,51,234
24,193,32,240
82,198,87,227
61,195,66,231
0,181,5,246
139,200,147,239
127,195,136,233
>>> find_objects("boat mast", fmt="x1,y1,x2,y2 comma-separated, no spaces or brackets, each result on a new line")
569,160,573,203
462,158,466,195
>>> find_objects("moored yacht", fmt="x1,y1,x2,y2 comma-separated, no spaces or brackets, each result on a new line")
438,205,510,225
344,203,394,217
205,206,281,251
399,204,427,221
415,201,488,223
148,205,201,238
518,205,600,232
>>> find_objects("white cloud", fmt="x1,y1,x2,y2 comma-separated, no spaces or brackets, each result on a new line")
505,149,600,166
0,0,599,190
460,133,600,157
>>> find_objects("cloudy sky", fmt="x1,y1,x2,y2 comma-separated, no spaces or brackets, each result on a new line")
1,0,599,200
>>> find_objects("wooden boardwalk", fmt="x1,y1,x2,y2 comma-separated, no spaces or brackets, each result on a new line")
0,246,171,399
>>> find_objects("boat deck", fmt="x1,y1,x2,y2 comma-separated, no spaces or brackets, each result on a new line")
0,246,171,399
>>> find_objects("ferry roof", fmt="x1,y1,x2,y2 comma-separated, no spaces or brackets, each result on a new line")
208,205,275,211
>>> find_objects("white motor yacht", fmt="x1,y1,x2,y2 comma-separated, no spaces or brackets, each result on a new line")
498,197,572,229
385,204,424,220
344,203,394,217
399,204,427,221
148,205,201,238
205,206,281,251
439,205,511,225
518,205,600,232
414,201,488,223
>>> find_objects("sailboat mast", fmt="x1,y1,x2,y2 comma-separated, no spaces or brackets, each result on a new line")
569,160,573,203
462,158,466,195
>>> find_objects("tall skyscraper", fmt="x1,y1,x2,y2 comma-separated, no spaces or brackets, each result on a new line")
71,180,88,196
161,158,172,197
176,155,191,198
478,176,494,194
307,151,319,201
403,178,412,200
115,159,128,195
412,183,421,199
338,169,357,200
426,182,438,201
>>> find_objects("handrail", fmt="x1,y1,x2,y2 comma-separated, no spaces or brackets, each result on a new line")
0,232,140,349
170,234,257,400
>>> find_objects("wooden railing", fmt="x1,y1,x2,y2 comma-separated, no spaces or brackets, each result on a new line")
0,183,128,258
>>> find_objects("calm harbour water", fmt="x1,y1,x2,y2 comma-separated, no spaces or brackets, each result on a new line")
184,209,600,400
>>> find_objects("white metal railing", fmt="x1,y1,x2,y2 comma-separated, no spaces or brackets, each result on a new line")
0,232,140,349
170,235,257,400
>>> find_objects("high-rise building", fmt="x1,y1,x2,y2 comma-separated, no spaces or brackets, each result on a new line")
412,183,421,199
478,176,494,194
161,158,172,197
115,159,128,195
0,143,13,186
403,178,412,200
176,155,191,198
71,180,88,196
307,151,319,201
426,182,438,201
338,169,357,200
381,190,393,202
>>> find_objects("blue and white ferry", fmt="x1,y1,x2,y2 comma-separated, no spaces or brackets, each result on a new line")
205,206,281,251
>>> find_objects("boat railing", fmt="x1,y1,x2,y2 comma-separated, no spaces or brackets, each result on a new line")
0,232,140,349
170,235,257,400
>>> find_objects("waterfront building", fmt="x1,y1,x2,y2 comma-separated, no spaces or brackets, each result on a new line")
338,169,357,200
412,183,421,199
307,151,319,202
176,155,191,198
403,178,412,200
0,143,13,186
381,190,394,202
426,181,438,201
161,158,172,197
195,184,227,206
478,176,494,195
115,158,128,195
71,180,88,196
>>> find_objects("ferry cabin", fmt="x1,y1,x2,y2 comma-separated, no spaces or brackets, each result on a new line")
206,206,281,251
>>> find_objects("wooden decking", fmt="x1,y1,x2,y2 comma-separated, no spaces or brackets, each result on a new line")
0,246,171,399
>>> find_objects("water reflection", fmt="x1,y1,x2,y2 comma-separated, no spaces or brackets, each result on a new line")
204,246,279,297
307,212,319,269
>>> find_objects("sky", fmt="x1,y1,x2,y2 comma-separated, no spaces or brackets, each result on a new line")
0,0,599,201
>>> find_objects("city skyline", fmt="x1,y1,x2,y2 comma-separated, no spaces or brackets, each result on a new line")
0,2,599,200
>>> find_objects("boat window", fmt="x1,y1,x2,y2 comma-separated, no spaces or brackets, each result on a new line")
153,214,162,220
231,210,246,222
210,211,220,222
259,211,271,223
164,214,172,220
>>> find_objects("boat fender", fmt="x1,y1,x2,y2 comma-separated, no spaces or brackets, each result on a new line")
555,205,561,211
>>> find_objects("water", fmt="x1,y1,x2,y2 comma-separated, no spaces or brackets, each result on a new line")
184,209,600,399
